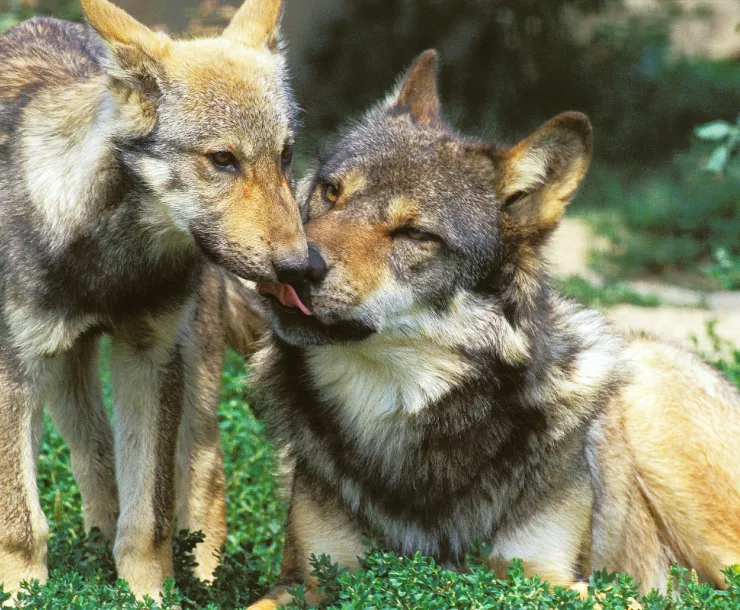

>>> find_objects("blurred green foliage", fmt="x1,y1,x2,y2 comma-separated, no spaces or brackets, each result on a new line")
299,1,740,164
555,274,661,308
0,0,80,30
586,144,740,281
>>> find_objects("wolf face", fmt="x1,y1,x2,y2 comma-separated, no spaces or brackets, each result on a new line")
259,51,591,345
83,0,306,281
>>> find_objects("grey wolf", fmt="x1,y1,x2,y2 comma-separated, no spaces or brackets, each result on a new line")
0,0,302,599
248,50,740,608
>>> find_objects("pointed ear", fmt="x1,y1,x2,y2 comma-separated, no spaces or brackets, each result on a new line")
81,0,170,134
388,50,442,127
499,112,592,232
222,0,283,51
81,0,167,50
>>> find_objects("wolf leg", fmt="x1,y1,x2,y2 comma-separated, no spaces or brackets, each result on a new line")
45,335,119,541
0,348,48,601
487,477,594,589
586,414,675,593
605,339,740,590
175,266,267,581
176,271,228,582
110,307,187,600
246,474,365,610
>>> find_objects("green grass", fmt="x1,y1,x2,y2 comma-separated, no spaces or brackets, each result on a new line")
2,341,739,609
555,275,661,308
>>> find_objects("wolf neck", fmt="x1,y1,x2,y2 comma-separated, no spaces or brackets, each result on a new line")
23,78,191,260
21,77,113,245
306,334,470,421
302,289,623,452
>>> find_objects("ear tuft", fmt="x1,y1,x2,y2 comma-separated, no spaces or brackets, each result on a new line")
500,112,592,230
390,49,442,127
223,0,283,51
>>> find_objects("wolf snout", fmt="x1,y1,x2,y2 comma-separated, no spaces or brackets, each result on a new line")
273,250,310,284
306,243,329,284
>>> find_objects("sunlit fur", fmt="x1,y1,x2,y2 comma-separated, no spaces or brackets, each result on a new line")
249,51,740,609
0,0,284,600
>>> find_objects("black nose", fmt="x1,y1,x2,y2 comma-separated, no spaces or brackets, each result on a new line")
273,255,309,284
306,243,328,284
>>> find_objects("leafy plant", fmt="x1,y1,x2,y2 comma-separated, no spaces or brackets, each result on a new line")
279,551,740,610
695,116,740,173
585,153,740,282
706,247,740,290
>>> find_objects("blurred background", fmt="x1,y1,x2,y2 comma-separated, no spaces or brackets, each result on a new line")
2,0,740,345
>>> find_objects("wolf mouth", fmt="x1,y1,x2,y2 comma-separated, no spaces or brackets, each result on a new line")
257,282,313,315
258,285,376,344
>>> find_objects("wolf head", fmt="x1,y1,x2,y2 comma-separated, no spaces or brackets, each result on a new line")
82,0,306,281
259,50,592,345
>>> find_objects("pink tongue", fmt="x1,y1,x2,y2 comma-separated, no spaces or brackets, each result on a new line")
258,283,313,316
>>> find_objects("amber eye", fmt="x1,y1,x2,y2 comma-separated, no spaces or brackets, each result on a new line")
393,227,441,243
322,183,340,205
281,143,294,173
208,151,238,171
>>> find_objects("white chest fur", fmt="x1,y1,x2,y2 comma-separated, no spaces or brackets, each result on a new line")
305,337,470,444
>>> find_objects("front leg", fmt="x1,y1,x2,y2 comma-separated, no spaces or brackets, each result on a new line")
110,307,188,600
175,265,266,581
45,334,119,542
0,347,48,602
486,478,593,591
248,474,365,610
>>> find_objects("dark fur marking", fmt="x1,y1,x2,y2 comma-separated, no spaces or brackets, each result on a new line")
154,345,184,547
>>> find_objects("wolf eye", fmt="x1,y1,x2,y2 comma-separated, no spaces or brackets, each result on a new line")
281,143,294,173
322,183,340,206
393,227,441,243
208,151,238,171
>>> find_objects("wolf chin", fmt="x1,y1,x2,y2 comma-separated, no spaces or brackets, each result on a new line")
0,0,303,600
249,50,740,609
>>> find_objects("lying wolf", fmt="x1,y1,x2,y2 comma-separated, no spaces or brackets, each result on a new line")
249,50,740,608
0,0,300,599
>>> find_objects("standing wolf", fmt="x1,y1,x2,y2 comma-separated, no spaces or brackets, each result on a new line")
0,0,301,599
249,51,740,608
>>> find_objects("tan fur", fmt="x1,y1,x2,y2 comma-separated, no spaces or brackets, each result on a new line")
306,216,394,301
499,112,592,230
249,483,365,609
176,266,266,580
590,336,740,590
386,196,421,226
223,0,283,50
